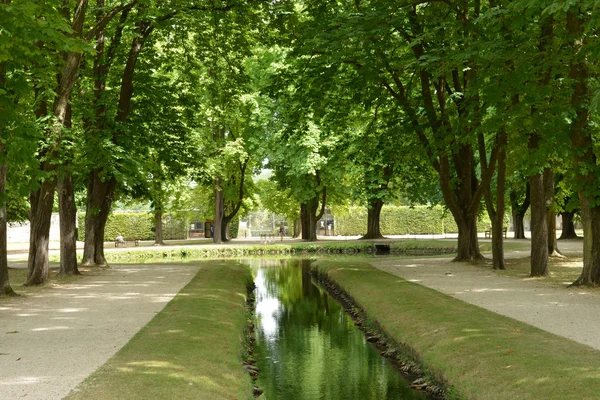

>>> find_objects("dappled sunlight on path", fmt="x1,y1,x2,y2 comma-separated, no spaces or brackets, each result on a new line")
0,263,201,400
372,244,600,351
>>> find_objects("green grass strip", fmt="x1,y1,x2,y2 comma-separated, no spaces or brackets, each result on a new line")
65,261,254,400
315,260,600,400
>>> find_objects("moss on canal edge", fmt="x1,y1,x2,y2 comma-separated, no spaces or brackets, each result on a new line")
242,279,264,398
310,265,449,400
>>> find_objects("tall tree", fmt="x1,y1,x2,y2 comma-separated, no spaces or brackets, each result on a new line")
26,0,137,285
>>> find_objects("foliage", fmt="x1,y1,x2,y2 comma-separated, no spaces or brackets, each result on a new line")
229,214,240,239
77,212,187,241
334,206,498,236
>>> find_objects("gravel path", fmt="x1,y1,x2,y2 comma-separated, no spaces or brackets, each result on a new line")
0,262,200,400
371,240,600,350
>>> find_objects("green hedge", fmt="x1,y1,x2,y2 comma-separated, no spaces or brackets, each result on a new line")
334,206,495,236
77,212,188,241
230,215,240,239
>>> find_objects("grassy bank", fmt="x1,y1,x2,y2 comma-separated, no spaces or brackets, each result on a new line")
65,261,254,400
93,239,459,263
314,260,600,400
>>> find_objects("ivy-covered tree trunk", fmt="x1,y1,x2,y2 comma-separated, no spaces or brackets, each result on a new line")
58,172,79,275
361,198,384,240
559,211,578,239
509,185,530,239
0,153,15,296
529,171,548,276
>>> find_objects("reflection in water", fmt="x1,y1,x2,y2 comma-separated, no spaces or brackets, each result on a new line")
251,259,426,400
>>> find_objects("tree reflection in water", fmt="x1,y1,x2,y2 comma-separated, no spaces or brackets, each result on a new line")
249,258,426,400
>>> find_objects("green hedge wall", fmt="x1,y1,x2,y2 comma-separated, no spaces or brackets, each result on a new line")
230,215,240,239
77,212,188,241
334,206,494,236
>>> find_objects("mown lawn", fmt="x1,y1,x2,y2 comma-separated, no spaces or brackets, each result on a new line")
315,259,600,400
65,261,254,400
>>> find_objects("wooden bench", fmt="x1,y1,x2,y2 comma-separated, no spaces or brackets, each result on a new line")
260,233,275,244
115,238,139,248
484,227,507,239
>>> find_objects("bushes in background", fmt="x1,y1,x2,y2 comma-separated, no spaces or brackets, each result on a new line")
230,215,240,239
334,206,494,236
77,212,188,241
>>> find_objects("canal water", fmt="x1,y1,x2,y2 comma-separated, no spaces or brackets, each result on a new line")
250,258,426,400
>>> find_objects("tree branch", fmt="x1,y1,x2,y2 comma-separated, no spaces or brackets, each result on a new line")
85,0,139,40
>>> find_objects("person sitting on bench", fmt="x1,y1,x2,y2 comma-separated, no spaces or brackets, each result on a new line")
116,233,126,246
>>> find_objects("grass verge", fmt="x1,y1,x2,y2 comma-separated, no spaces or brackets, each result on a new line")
65,261,254,400
314,259,600,400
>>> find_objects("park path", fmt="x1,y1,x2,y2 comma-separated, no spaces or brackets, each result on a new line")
371,240,600,350
0,262,200,400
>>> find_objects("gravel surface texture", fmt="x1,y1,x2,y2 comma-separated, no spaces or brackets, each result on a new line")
0,262,200,400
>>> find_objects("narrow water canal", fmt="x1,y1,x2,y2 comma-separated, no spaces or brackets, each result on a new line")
250,259,427,400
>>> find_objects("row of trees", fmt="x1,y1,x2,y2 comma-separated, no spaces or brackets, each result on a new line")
3,0,600,296
0,0,266,295
258,0,600,286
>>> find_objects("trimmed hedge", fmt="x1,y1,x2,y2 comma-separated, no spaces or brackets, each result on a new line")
334,205,495,236
77,212,188,241
229,215,240,239
100,240,457,263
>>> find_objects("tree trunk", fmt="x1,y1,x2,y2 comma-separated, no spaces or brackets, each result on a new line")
361,198,384,240
220,219,231,242
154,210,164,245
439,148,484,262
544,168,561,257
572,196,600,286
293,217,301,238
488,130,507,270
510,184,530,239
512,212,526,239
26,168,56,286
58,173,80,276
82,172,115,266
300,203,310,240
300,189,326,242
0,156,15,296
559,211,578,239
529,172,548,276
213,178,223,244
